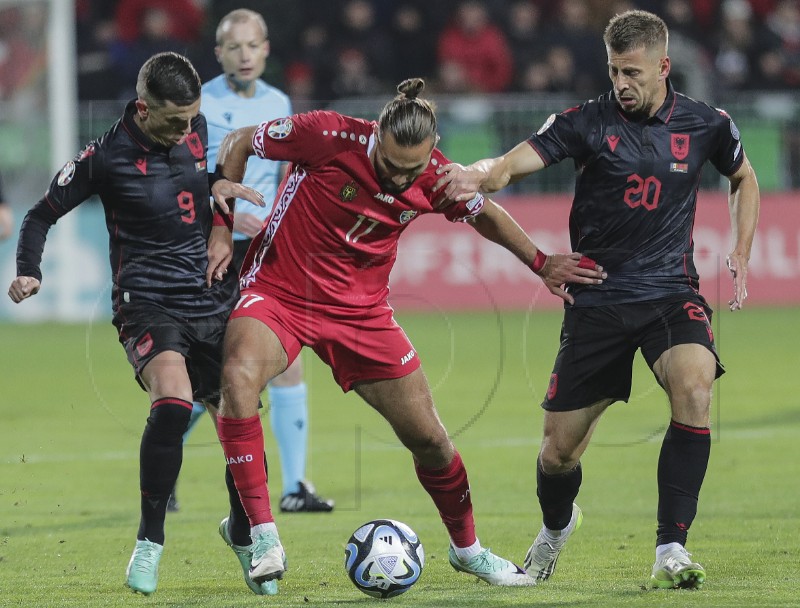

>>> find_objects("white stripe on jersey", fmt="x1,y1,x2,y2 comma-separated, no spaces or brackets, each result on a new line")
240,167,306,288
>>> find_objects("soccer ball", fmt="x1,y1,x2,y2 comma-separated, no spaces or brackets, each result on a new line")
344,519,425,598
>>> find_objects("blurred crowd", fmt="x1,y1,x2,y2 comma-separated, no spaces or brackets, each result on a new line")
0,0,799,105
67,0,800,103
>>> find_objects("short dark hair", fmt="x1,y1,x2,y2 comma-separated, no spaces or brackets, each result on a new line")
377,78,437,147
603,10,668,55
136,52,201,107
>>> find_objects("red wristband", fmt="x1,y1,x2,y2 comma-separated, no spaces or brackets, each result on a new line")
530,250,548,274
212,209,234,230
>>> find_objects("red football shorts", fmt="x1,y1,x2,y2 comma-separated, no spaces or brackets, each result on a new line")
230,290,421,391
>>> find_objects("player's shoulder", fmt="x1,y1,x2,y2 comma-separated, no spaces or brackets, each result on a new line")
293,110,373,145
557,93,607,118
90,117,129,159
414,147,450,192
675,92,733,126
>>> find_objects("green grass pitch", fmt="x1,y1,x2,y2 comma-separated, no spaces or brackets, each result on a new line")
1,308,799,607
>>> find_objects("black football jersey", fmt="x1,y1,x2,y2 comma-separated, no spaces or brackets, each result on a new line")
16,100,237,316
528,79,744,307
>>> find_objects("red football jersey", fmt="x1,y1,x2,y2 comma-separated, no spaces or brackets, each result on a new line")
240,110,484,308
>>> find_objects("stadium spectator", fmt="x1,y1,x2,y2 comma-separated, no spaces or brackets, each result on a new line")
0,6,46,106
389,4,437,83
436,1,513,93
336,0,393,83
183,9,333,529
658,0,714,100
114,0,203,45
283,61,317,111
291,22,337,100
546,0,606,96
330,47,385,98
8,52,265,596
0,170,13,240
75,0,120,100
761,0,800,87
110,6,189,98
435,9,760,590
505,1,550,91
210,77,604,589
713,0,763,91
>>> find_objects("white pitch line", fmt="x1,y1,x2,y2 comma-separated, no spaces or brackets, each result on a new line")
1,426,793,465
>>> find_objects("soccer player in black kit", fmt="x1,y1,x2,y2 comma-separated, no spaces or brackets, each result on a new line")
435,10,760,590
8,52,270,596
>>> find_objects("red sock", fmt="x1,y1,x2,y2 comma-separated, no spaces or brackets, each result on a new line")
217,414,273,525
415,451,476,547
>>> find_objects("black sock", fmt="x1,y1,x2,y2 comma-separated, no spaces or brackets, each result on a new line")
537,460,582,530
137,398,192,544
225,453,268,547
657,420,710,546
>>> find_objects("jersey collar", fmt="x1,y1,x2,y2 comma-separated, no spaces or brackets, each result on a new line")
652,78,678,124
121,99,156,152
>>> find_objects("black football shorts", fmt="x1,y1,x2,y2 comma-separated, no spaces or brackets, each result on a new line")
542,295,724,411
112,301,229,404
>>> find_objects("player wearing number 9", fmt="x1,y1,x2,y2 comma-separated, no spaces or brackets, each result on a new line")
9,52,264,596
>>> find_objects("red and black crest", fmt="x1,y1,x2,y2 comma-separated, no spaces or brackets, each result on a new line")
670,133,690,161
185,132,204,159
547,373,558,401
136,333,154,358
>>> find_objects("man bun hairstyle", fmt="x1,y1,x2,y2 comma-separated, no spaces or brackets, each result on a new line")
603,10,668,55
378,78,437,147
136,52,201,107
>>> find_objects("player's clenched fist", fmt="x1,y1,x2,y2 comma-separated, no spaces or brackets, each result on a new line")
8,276,40,303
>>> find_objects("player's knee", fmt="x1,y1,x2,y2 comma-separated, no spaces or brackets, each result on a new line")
671,377,712,410
539,446,579,475
404,430,451,467
145,401,192,443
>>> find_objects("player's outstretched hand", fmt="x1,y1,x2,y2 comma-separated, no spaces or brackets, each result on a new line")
432,163,485,206
207,226,233,287
726,252,748,311
536,253,606,305
211,178,265,215
8,276,40,303
234,212,264,239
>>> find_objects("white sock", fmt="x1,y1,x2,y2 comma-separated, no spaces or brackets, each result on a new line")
656,542,683,560
451,538,482,561
252,522,279,538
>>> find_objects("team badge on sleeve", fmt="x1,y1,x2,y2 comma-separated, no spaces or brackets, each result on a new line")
537,113,556,135
57,161,76,186
399,210,418,224
268,118,293,139
729,119,740,141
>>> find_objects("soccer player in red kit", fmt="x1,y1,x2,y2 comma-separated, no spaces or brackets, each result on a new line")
212,78,606,589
